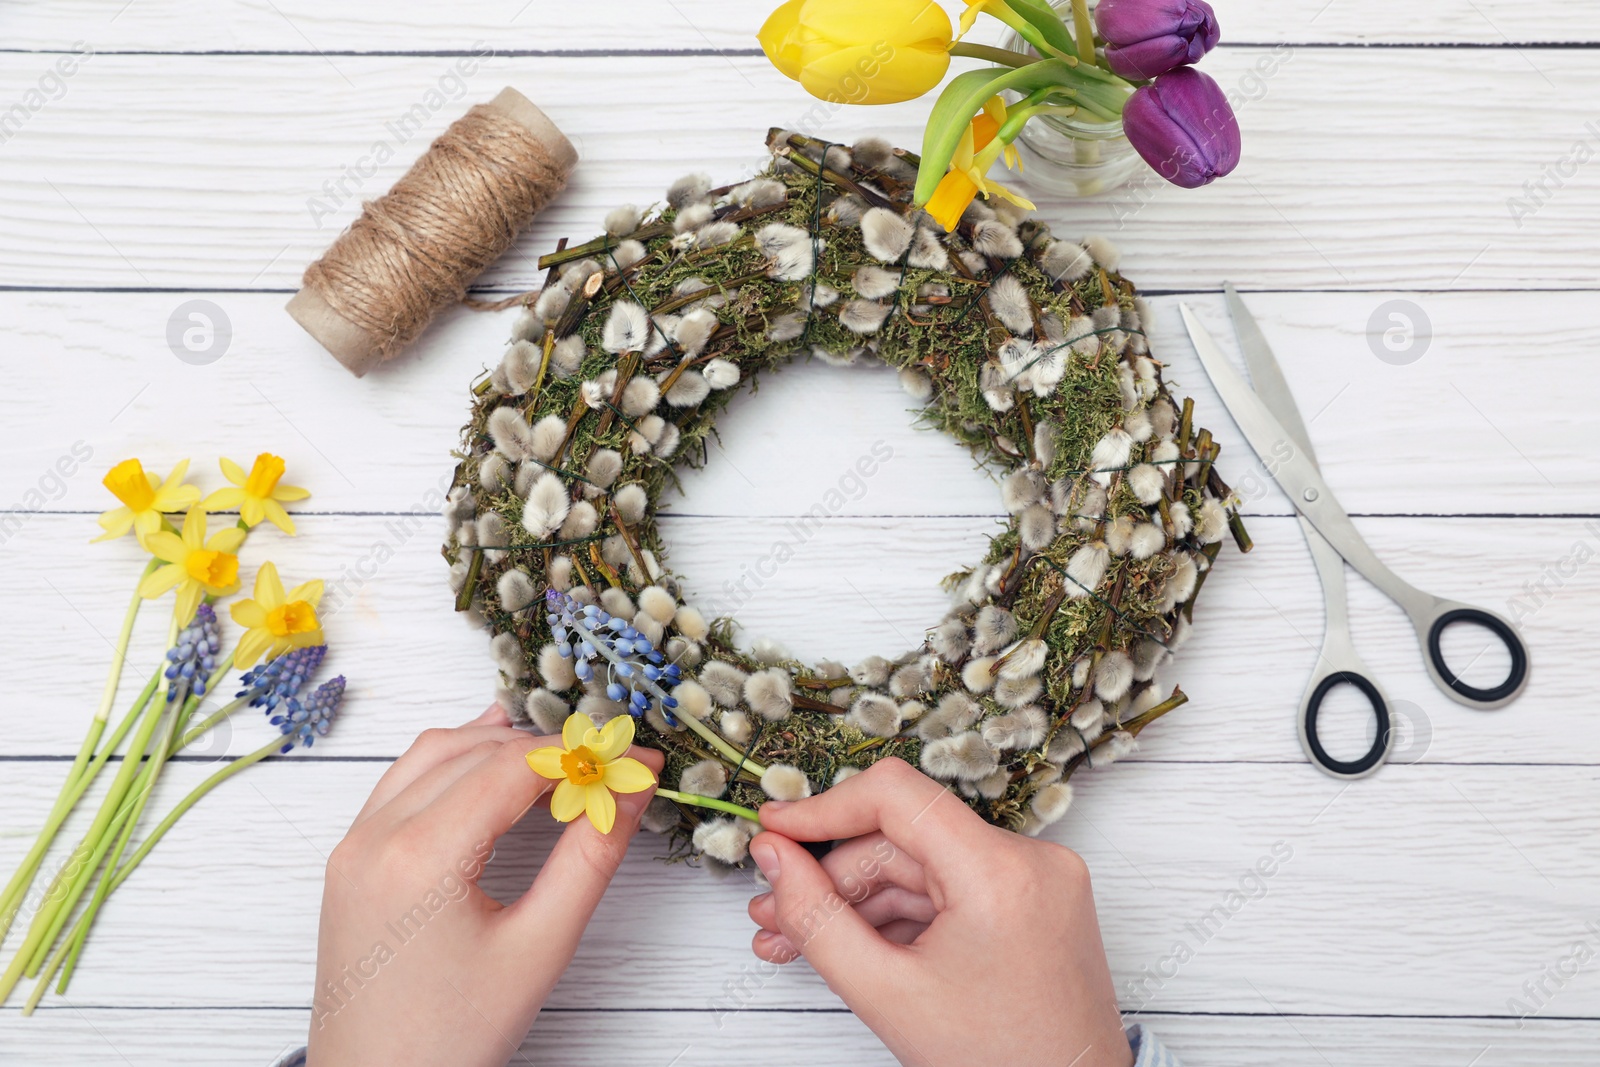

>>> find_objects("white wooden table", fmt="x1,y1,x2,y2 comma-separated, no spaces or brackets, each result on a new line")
3,2,1599,1063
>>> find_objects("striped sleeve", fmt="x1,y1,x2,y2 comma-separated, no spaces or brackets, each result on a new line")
1127,1023,1183,1067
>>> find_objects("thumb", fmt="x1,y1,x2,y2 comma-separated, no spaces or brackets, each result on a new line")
503,745,663,955
748,831,902,987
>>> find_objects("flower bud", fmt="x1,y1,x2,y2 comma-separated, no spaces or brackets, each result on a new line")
1096,0,1220,79
758,0,952,105
1123,68,1240,188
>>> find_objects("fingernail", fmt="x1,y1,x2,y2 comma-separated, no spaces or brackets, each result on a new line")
750,890,772,910
471,703,502,724
750,841,780,883
762,801,792,814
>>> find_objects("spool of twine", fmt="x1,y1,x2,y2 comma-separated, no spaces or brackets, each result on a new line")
288,87,577,377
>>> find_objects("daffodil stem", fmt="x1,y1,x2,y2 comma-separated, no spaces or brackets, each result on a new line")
0,664,163,945
0,624,176,1004
36,696,186,1000
94,560,160,727
653,788,762,826
36,736,284,1009
948,42,1037,68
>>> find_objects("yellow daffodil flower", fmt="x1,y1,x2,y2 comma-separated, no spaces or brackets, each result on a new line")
230,561,325,669
925,96,1035,232
526,713,656,835
92,458,201,544
202,453,310,535
758,0,952,106
958,0,1014,38
138,507,245,625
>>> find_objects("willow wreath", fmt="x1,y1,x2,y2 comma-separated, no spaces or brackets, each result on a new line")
442,129,1247,867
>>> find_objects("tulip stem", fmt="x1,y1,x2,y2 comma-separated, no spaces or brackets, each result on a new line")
948,43,1037,68
1070,0,1097,66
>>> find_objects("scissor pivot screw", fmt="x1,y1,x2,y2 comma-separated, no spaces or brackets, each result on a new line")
1303,488,1319,502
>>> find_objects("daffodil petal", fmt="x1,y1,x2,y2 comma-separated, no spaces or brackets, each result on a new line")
93,506,134,541
138,563,186,599
262,499,296,535
589,714,635,762
272,483,311,502
231,599,267,628
153,484,201,512
602,756,656,794
141,531,188,565
133,510,164,541
563,712,596,750
526,747,566,779
550,780,585,822
173,582,203,627
240,497,266,527
202,488,246,512
583,782,617,834
162,459,192,491
219,457,248,487
254,561,286,610
234,627,273,670
289,627,325,650
288,579,324,608
209,527,247,554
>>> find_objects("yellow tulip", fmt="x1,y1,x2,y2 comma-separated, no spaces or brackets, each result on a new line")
925,96,1034,232
758,0,953,106
526,713,656,835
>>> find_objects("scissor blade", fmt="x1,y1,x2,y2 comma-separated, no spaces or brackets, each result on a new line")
1223,284,1318,468
1181,303,1408,603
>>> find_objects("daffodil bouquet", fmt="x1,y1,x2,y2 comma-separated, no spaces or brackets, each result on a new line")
0,454,349,1014
757,0,1240,224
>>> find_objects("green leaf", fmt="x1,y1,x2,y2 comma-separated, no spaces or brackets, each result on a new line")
1003,0,1079,57
915,59,1081,204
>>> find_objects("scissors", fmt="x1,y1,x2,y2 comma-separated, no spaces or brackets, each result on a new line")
1181,287,1530,779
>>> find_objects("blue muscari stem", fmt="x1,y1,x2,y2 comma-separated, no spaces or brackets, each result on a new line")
544,589,682,720
164,604,221,703
270,676,347,753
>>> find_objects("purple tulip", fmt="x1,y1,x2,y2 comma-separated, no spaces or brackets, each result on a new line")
1096,0,1221,80
1122,68,1241,188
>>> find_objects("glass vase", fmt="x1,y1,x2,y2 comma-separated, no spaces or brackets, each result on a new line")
998,4,1144,198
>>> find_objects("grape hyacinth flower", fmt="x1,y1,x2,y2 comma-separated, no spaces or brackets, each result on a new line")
271,676,347,752
545,589,682,718
1122,67,1241,188
1095,0,1220,80
237,643,327,715
163,604,221,703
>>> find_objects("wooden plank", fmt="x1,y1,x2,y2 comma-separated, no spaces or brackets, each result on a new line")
0,51,1595,291
5,1007,1600,1067
2,759,1597,1019
2,0,1596,52
0,511,1587,761
0,290,1594,519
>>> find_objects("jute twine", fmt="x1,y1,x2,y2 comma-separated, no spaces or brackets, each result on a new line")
291,88,575,376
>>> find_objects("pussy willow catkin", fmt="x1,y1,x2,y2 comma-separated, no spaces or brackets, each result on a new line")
288,88,577,377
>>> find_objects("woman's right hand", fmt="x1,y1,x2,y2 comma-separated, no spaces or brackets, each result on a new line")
746,758,1133,1067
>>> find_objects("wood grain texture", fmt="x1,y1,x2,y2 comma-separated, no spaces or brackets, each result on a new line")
2,0,1597,51
3,758,1598,1021
0,50,1595,291
0,510,1590,761
3,2,1598,1061
0,290,1594,519
6,1008,1600,1067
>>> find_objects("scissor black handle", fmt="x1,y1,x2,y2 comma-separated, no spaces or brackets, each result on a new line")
1425,607,1529,706
1303,672,1390,778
